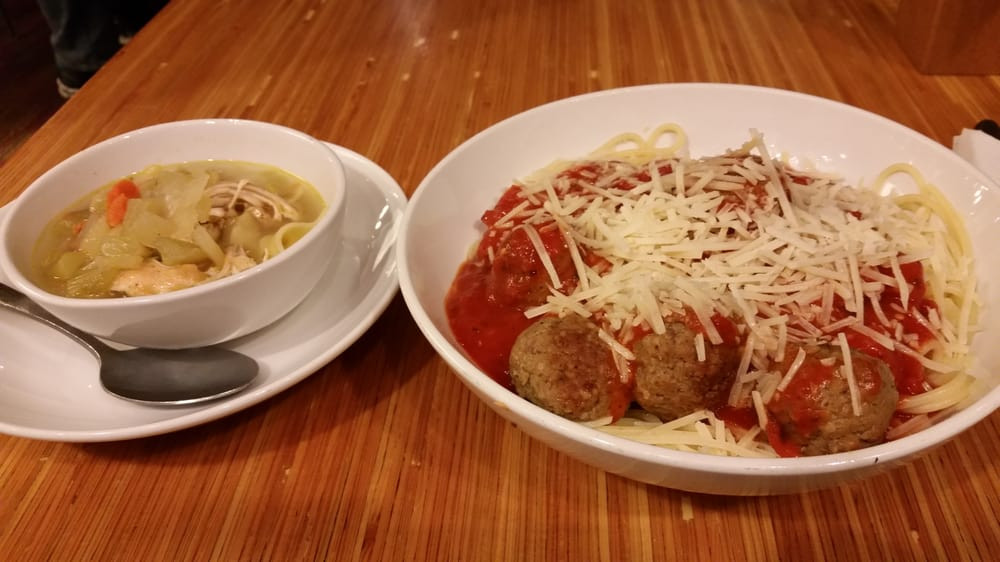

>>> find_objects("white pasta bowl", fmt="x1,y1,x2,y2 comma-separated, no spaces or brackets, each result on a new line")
0,119,346,348
397,84,1000,495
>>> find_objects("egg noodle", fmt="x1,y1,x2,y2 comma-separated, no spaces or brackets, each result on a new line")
504,125,978,457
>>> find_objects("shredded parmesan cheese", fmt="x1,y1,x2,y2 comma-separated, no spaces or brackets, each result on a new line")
751,390,769,430
837,332,862,416
777,347,808,392
519,223,562,290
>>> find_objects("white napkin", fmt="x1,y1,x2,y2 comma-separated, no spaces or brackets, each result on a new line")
953,128,1000,183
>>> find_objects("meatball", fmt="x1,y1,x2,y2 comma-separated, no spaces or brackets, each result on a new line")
632,322,742,420
767,347,899,456
509,314,629,421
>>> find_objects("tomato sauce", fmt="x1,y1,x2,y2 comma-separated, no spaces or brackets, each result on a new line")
714,404,758,431
602,360,633,421
682,308,741,346
445,259,536,389
714,405,803,457
835,261,935,395
447,174,579,388
770,356,839,436
480,185,526,228
843,332,925,395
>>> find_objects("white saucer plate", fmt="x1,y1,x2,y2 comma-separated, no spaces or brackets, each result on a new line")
0,144,405,442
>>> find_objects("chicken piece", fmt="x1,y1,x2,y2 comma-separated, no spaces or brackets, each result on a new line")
205,180,299,222
207,247,259,279
111,260,207,296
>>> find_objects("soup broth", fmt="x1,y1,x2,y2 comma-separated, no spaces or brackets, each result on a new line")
31,160,326,298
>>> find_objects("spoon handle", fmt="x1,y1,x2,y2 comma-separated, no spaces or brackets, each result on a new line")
0,283,109,356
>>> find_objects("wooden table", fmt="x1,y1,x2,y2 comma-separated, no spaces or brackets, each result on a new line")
2,1,999,559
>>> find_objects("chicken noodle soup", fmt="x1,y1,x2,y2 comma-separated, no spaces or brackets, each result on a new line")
444,125,978,458
31,160,326,298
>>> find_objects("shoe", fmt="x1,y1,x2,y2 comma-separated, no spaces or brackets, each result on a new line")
56,77,79,100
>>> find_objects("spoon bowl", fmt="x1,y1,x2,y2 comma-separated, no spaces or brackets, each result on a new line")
99,347,258,405
0,283,258,406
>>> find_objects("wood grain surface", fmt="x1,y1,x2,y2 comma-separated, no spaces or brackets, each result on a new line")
2,0,999,560
896,0,1000,74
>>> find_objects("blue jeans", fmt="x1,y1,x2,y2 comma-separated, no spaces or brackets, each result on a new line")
35,0,166,88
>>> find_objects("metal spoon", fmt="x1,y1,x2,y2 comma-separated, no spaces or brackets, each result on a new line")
0,283,258,405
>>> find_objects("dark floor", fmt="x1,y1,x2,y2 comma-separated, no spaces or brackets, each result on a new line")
0,0,65,165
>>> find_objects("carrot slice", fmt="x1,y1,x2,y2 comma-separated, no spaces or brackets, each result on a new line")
106,179,141,226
